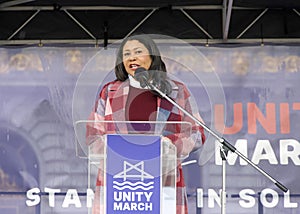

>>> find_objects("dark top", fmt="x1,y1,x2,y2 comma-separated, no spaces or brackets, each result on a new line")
125,86,157,132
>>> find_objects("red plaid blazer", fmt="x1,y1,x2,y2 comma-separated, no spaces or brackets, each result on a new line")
87,79,205,214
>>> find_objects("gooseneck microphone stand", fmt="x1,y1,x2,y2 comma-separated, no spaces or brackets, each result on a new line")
146,80,288,214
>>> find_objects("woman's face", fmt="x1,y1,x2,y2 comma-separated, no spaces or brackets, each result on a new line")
122,40,152,76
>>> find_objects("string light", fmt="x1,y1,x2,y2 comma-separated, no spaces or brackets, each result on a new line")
95,39,99,48
205,38,209,47
38,40,43,47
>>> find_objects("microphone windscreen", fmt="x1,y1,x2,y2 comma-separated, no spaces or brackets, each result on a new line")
151,71,172,96
134,67,149,88
135,67,146,74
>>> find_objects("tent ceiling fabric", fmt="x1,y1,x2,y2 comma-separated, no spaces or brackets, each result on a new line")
0,0,300,45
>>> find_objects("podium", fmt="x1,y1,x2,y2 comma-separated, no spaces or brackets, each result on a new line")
75,120,192,214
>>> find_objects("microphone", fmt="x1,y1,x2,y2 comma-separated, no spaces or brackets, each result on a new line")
133,67,172,96
151,71,172,96
134,67,149,88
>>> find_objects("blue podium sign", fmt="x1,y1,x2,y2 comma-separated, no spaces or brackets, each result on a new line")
106,134,161,213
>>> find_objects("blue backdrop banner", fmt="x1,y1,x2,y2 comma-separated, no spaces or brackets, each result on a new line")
0,44,299,214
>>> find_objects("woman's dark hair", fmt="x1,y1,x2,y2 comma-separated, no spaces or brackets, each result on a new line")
114,34,167,81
